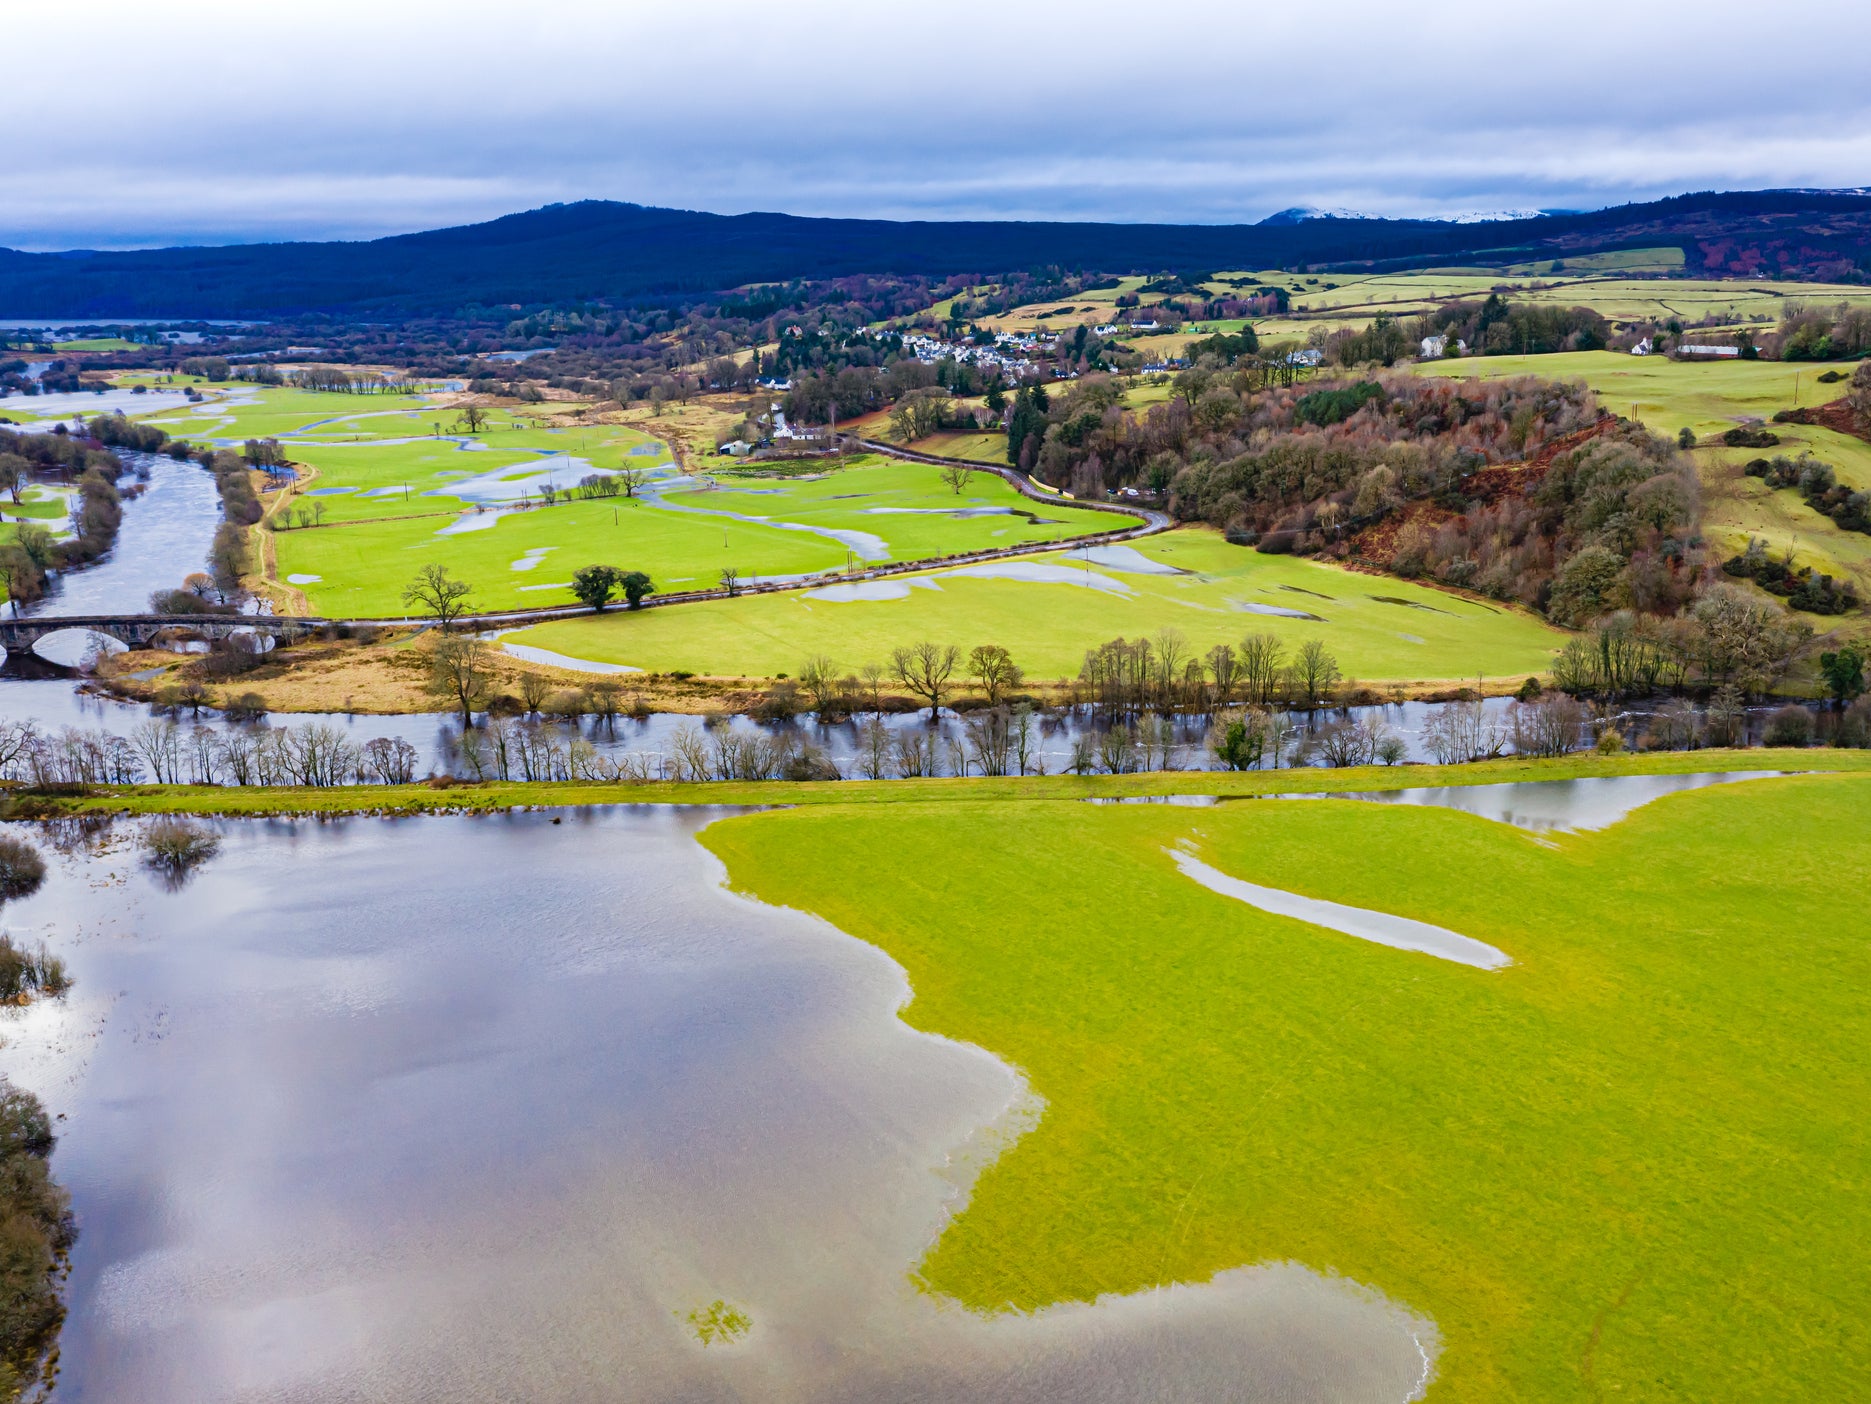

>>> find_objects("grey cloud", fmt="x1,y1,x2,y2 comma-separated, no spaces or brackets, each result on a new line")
6,0,1869,247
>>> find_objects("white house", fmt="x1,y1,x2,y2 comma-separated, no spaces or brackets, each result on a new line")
1630,338,1653,356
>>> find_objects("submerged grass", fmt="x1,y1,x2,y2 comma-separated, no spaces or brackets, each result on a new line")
698,765,1871,1402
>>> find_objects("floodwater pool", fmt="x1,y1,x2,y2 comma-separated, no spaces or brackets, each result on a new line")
0,809,1433,1403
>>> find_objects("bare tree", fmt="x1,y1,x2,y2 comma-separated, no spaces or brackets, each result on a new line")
859,660,888,715
889,641,961,716
1421,700,1508,765
797,655,840,716
1151,627,1189,705
940,463,973,495
719,567,740,596
1288,638,1341,709
1205,643,1238,706
618,464,650,498
968,644,1022,706
1011,703,1043,775
455,405,489,434
1238,632,1286,707
431,633,493,725
519,671,552,715
403,564,475,631
963,707,1014,776
855,718,892,779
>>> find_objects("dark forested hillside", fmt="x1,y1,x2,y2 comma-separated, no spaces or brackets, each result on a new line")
2,189,1869,318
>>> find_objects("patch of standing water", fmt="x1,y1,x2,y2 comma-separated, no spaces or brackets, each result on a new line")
642,481,891,561
1063,544,1186,575
935,562,1133,595
435,512,503,536
1284,770,1789,833
500,643,642,674
510,548,555,572
1171,847,1512,970
0,811,1435,1403
285,574,321,585
804,578,943,603
0,386,199,421
1234,600,1325,620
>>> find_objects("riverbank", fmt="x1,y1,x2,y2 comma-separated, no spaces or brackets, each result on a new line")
8,749,1865,817
85,627,1541,717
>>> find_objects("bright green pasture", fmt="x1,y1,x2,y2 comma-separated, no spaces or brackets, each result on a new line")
273,497,845,615
141,387,449,443
1415,350,1847,438
1,487,72,522
274,453,1119,614
273,426,667,525
689,455,1114,555
509,526,1565,681
702,770,1871,1402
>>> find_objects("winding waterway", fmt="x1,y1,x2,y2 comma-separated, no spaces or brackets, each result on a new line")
0,809,1433,1402
15,453,220,623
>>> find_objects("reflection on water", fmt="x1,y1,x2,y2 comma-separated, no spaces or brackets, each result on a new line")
1291,770,1789,832
0,811,1432,1403
17,454,222,619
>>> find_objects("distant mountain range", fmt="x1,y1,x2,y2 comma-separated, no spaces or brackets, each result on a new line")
1,189,1868,319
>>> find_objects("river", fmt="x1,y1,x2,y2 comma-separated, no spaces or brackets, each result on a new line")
14,452,222,624
0,809,1432,1402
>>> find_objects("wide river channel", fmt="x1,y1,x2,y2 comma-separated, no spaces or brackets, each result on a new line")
0,808,1433,1403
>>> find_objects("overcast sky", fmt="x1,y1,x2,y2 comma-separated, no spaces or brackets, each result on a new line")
9,0,1870,249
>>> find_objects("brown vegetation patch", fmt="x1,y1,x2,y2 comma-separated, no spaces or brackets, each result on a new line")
1773,396,1871,444
1464,414,1621,504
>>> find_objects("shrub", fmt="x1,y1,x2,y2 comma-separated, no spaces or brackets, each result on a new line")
0,838,45,902
1764,704,1814,748
0,1075,73,1395
223,692,268,723
1595,728,1626,755
0,938,70,1004
1835,695,1871,748
141,818,221,873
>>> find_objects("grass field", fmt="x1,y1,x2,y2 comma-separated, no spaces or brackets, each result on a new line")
272,452,1118,616
110,386,1114,615
700,766,1871,1402
506,526,1566,682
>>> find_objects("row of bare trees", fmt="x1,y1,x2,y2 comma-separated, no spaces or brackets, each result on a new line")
779,642,1024,719
0,719,419,788
1080,630,1343,713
